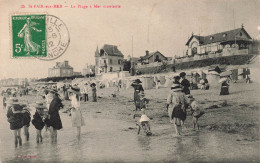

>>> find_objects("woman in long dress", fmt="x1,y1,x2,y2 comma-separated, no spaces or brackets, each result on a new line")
45,89,63,143
18,17,42,55
166,84,188,136
68,87,85,140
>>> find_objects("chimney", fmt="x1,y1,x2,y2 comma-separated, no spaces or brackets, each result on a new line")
64,61,68,66
145,50,149,56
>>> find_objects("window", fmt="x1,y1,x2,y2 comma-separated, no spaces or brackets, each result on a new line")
240,32,243,36
110,59,113,64
118,60,120,64
223,33,227,38
210,36,214,40
154,55,161,62
110,67,113,72
119,67,122,71
192,47,197,55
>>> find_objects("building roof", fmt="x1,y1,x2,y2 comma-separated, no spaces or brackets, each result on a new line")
186,27,252,46
140,51,167,60
53,61,73,69
96,44,124,57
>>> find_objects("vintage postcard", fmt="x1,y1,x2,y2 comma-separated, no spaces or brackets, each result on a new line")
0,0,259,162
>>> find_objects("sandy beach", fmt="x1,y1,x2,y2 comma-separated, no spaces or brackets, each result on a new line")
0,80,259,162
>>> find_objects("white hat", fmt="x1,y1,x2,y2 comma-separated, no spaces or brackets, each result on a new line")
139,115,150,122
170,84,182,92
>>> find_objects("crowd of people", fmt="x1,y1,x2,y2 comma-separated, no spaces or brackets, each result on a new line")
1,71,235,148
131,72,205,136
1,82,98,148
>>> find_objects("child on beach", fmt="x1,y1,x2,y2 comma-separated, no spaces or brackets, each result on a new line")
137,109,152,136
68,87,85,140
188,95,204,130
134,91,149,119
22,105,31,141
6,98,25,148
32,102,47,143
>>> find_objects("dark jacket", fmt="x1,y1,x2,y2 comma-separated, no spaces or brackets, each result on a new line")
181,79,190,95
32,112,45,130
46,97,63,130
6,106,24,130
23,109,31,127
131,83,144,102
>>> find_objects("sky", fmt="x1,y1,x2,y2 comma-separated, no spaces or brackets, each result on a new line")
0,0,259,79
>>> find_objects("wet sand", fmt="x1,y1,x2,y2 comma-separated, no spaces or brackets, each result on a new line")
0,82,259,162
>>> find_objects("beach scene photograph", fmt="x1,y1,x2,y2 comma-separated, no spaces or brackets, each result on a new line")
0,0,259,162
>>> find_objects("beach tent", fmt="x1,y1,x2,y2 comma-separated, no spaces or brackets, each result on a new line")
207,73,220,87
140,77,154,90
159,76,166,84
249,67,260,83
125,79,132,89
164,77,173,87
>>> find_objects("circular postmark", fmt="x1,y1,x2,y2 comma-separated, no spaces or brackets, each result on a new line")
36,15,70,61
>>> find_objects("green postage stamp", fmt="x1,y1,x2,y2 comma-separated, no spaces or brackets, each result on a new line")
11,14,47,57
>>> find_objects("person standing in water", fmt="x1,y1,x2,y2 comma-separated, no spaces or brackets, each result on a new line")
45,89,63,143
68,87,85,140
6,98,25,148
166,84,188,136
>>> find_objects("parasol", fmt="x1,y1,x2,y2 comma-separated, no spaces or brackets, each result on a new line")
220,71,232,77
218,77,227,83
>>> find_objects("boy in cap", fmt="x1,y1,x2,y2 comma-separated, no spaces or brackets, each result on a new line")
32,102,47,143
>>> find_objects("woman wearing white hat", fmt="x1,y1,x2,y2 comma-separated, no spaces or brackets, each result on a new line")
166,84,188,136
68,87,85,140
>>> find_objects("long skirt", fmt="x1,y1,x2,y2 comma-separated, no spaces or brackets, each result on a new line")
220,86,229,95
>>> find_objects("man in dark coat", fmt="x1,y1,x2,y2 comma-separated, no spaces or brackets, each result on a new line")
46,89,63,143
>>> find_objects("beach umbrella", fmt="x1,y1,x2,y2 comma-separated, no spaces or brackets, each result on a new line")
220,71,232,77
218,77,227,83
